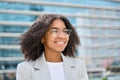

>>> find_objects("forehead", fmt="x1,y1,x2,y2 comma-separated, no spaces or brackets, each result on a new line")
49,19,66,29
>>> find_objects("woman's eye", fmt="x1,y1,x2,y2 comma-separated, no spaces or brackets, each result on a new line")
51,29,59,33
54,30,58,32
63,30,68,34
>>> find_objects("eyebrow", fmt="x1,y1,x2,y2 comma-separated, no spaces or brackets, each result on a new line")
49,27,67,30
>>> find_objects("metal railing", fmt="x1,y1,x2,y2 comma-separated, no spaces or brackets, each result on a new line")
0,0,120,11
0,9,120,20
0,21,120,30
1,32,120,39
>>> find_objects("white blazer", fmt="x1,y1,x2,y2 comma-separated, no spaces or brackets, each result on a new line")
16,53,89,80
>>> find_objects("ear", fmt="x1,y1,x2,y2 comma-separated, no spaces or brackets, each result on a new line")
41,37,44,43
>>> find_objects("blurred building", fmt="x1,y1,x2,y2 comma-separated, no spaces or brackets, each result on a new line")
0,0,120,80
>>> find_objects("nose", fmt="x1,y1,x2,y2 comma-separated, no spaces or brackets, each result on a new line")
57,31,67,38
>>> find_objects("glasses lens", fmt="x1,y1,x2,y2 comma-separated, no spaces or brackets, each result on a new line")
50,29,59,34
49,28,72,36
63,29,72,35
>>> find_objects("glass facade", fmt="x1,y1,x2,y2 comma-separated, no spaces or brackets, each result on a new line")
0,0,120,80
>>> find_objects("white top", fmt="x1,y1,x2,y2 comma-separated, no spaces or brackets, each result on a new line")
47,62,65,80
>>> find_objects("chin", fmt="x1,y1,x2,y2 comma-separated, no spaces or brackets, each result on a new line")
56,47,66,52
60,49,65,52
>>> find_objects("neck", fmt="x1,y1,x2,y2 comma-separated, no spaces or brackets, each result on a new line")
44,51,63,62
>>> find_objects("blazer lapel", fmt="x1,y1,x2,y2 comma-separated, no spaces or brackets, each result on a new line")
32,53,51,80
31,53,80,80
62,54,80,80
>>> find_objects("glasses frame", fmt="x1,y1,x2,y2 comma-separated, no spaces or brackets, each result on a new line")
48,28,72,36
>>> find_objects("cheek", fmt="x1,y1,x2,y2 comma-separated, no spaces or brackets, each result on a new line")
43,35,55,45
67,37,69,42
66,37,70,45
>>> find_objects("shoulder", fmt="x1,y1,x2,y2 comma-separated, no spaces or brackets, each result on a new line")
17,61,30,67
64,56,86,66
16,61,35,80
72,57,85,65
65,56,85,63
17,60,33,71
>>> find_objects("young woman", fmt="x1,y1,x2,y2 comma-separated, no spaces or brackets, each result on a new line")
16,14,89,80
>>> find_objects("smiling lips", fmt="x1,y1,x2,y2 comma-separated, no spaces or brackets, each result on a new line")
55,41,66,46
54,41,67,51
56,42,64,44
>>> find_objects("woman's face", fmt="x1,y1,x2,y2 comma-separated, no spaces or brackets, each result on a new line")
42,19,71,53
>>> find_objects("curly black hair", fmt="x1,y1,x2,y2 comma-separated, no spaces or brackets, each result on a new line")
20,14,80,61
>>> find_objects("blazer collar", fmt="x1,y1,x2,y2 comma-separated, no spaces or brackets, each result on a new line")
33,53,47,70
61,54,78,80
32,53,51,80
61,53,76,68
32,53,76,70
32,53,78,80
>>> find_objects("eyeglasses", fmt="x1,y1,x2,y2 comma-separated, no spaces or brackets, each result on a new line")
49,28,72,36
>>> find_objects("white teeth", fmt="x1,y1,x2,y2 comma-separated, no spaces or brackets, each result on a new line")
56,42,64,44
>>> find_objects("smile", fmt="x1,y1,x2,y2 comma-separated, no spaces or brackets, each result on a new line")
55,41,66,45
